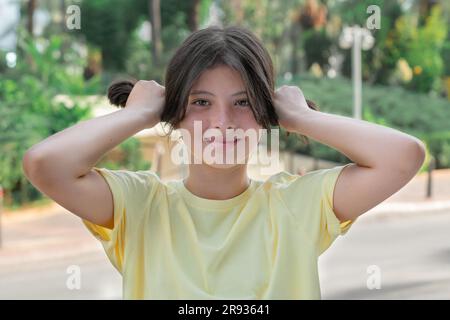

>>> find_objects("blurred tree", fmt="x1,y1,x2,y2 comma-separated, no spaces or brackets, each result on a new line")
334,0,402,84
418,0,441,25
220,0,308,75
299,0,327,29
0,34,98,206
389,5,447,92
79,0,147,71
302,28,332,71
443,33,450,99
186,0,201,31
76,0,210,82
297,0,331,72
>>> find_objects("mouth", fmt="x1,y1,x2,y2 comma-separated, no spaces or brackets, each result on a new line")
204,137,240,145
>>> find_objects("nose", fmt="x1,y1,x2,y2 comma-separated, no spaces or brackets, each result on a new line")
210,103,236,132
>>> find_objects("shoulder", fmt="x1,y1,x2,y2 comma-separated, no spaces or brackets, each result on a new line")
95,167,161,185
262,169,320,190
265,164,351,198
93,167,164,201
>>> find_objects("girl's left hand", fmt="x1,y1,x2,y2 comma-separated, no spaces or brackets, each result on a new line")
273,85,313,132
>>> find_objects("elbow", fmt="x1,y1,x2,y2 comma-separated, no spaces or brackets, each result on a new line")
22,148,47,181
22,150,37,180
403,139,426,175
412,139,426,167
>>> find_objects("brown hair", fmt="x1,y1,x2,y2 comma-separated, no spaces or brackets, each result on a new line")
107,25,318,142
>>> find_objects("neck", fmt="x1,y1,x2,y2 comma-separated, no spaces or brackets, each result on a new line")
183,164,250,200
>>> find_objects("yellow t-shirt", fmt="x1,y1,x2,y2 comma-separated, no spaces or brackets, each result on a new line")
82,163,355,299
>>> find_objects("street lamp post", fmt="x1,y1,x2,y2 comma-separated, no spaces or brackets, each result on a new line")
339,25,375,120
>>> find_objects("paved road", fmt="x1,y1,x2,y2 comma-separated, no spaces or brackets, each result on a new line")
0,208,122,299
320,211,450,299
1,205,449,299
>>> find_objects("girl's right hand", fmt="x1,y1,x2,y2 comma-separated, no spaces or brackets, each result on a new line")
125,80,165,127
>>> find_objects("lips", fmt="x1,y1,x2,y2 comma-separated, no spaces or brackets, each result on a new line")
204,137,240,144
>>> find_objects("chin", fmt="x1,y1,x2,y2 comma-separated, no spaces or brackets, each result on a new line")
188,149,250,169
204,162,246,170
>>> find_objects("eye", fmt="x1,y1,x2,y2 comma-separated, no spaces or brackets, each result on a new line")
191,99,250,107
191,99,210,106
235,99,250,107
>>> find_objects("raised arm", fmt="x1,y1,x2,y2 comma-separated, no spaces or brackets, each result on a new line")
274,85,426,222
22,80,164,228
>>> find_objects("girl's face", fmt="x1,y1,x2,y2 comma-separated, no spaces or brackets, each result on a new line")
177,65,263,169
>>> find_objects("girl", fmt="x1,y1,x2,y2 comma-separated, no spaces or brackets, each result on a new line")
23,26,425,299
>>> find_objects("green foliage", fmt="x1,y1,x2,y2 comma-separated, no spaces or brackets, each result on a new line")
79,0,213,77
13,35,101,95
0,34,98,206
443,39,450,76
220,0,304,74
124,28,154,81
97,137,152,171
336,0,403,84
302,28,332,70
336,0,399,28
385,5,447,92
1,33,152,207
79,0,148,70
125,0,196,81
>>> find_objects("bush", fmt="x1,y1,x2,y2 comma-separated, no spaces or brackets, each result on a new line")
389,5,447,93
0,35,98,207
97,137,152,171
1,34,155,208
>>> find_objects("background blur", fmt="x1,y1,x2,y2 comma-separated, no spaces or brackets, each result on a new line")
0,0,449,299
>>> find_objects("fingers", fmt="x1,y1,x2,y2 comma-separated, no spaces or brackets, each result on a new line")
136,79,164,88
275,85,304,97
135,80,165,95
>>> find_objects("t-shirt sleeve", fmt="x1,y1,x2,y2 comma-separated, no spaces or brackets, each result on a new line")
81,167,159,273
315,164,355,255
277,163,356,256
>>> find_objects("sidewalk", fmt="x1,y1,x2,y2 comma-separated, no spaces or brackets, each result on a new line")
0,203,102,266
362,168,450,217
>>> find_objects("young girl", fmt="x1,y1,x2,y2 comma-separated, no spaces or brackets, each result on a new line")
23,26,425,299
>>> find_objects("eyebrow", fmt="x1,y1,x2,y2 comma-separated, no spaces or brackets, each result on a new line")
189,90,247,97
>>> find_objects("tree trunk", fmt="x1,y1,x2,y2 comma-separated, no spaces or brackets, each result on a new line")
187,0,200,31
290,21,300,76
27,0,37,36
149,0,162,80
20,175,29,204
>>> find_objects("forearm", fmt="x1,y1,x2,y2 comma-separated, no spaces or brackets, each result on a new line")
24,108,155,179
292,109,425,170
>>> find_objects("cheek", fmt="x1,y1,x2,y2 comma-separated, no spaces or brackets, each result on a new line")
182,108,209,127
237,115,263,150
239,111,262,132
177,116,205,146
